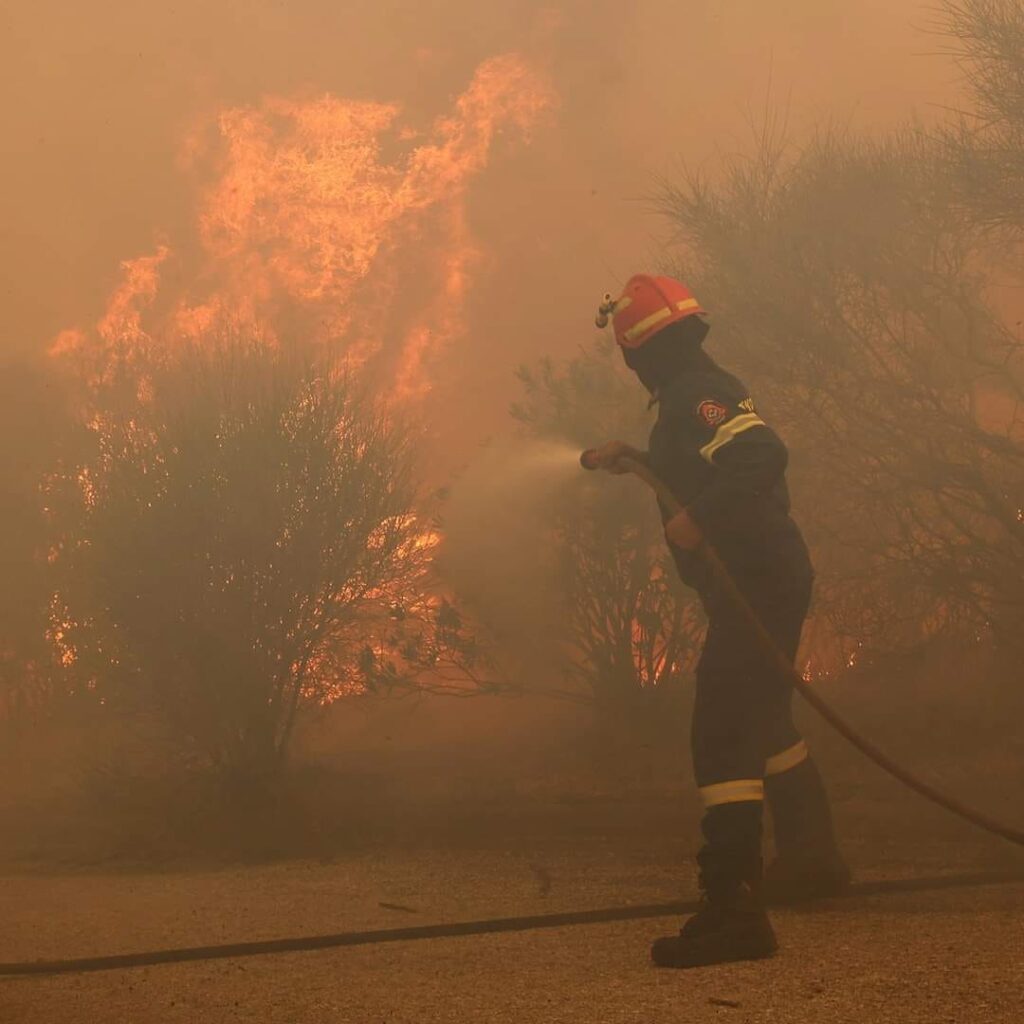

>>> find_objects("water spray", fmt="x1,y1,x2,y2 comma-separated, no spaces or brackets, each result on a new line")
581,448,1024,850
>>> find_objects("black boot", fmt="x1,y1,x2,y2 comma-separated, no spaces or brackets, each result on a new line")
765,756,850,904
652,802,777,969
651,881,777,968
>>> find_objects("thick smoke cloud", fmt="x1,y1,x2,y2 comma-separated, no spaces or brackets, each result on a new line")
4,1,955,394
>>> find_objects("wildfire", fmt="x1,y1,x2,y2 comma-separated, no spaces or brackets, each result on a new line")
52,54,555,397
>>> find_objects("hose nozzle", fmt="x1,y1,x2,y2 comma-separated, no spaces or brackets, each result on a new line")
580,448,600,470
595,293,617,329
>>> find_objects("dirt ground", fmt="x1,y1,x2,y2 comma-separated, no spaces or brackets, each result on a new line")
3,676,1024,1023
3,839,1023,1023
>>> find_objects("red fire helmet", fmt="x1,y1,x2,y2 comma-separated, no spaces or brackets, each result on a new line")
595,274,706,349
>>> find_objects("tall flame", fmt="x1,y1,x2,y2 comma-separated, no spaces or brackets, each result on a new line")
53,54,555,397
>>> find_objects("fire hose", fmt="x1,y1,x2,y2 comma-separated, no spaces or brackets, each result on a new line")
0,453,1020,980
580,449,1024,849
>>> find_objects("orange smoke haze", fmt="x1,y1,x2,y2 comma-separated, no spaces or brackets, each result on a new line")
51,55,555,404
5,0,963,456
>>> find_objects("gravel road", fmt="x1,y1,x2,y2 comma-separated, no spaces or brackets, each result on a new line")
3,842,1023,1023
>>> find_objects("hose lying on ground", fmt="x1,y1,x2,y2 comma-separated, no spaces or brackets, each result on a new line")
607,453,1024,849
2,871,1022,976
1,456,1021,980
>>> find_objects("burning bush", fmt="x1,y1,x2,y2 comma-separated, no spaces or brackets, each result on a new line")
27,53,555,774
53,338,444,780
0,358,84,720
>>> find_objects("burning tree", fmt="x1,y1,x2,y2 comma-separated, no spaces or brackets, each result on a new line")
55,338,458,780
512,342,704,717
32,54,555,769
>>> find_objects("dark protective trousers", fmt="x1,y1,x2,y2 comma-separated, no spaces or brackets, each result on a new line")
692,571,811,789
691,567,814,892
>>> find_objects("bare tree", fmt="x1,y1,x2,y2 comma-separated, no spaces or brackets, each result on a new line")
659,127,1024,664
939,0,1024,232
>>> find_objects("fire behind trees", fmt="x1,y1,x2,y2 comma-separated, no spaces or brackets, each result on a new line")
0,54,551,782
44,339,493,783
509,0,1024,694
2,1,1024,788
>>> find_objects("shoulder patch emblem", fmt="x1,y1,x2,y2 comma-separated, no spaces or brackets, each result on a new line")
696,399,729,427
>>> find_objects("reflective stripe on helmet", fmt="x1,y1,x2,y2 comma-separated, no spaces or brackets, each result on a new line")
596,275,705,348
621,297,701,345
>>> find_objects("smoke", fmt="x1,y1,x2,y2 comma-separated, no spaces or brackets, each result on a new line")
1,0,971,709
438,440,584,684
3,1,960,399
1,0,1006,876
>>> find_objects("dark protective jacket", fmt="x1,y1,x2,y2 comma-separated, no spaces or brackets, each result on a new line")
646,358,812,594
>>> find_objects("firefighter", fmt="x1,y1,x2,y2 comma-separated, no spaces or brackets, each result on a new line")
590,274,849,968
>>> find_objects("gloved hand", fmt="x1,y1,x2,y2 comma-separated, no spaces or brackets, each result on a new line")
588,440,643,474
665,508,704,551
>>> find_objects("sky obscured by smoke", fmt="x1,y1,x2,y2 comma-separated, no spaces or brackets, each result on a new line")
2,0,961,440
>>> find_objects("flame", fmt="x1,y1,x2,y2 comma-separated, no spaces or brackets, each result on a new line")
52,54,555,399
97,247,169,347
45,55,555,701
